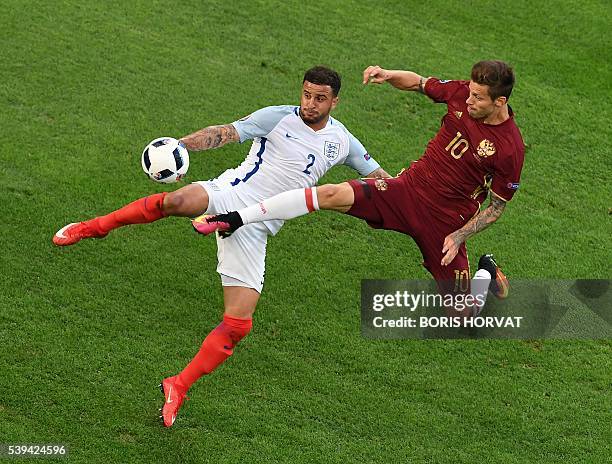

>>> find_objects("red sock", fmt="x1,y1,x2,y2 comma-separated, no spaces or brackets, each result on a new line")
87,192,168,235
176,315,253,391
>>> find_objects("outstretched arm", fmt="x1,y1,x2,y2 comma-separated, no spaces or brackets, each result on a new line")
179,124,240,151
441,193,507,266
363,66,429,93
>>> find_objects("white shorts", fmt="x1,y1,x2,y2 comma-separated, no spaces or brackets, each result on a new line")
195,180,269,293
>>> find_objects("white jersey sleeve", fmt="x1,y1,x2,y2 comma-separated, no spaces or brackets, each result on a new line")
340,127,381,176
231,105,295,142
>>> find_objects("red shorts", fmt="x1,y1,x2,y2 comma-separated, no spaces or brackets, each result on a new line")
346,168,479,294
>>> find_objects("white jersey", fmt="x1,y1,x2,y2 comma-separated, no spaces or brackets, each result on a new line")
210,105,379,234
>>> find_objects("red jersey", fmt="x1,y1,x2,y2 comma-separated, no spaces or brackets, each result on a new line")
410,78,525,216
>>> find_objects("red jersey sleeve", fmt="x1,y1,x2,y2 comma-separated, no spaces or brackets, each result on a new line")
490,145,524,202
424,78,467,103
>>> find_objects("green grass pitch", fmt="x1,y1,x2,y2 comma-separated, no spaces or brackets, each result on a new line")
1,0,610,462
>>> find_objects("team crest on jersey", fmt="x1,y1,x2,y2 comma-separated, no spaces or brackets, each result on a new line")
375,178,388,191
324,141,340,161
477,139,496,158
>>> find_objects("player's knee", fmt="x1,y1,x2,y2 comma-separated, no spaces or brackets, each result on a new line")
163,186,208,216
162,191,185,215
224,306,256,320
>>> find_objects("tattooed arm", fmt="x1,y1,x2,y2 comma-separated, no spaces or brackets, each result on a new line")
441,193,507,266
362,66,430,93
366,167,392,178
179,124,240,151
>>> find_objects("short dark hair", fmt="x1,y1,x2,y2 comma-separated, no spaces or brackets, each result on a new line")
303,66,341,96
471,60,515,101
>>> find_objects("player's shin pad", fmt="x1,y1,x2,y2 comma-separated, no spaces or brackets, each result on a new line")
176,315,252,389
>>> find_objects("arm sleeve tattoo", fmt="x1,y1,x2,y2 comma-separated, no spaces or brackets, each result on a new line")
179,124,240,151
365,167,392,178
455,194,506,242
418,76,426,94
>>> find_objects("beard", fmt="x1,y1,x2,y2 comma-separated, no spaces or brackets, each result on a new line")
300,108,327,125
468,106,494,120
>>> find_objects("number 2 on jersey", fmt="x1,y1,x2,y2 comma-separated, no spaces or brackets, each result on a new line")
303,154,316,174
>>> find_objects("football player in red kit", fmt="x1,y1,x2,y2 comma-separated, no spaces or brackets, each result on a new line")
197,61,525,309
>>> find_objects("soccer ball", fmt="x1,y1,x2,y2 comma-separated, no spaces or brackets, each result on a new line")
141,137,189,183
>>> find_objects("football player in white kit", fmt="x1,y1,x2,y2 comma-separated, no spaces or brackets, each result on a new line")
52,66,389,427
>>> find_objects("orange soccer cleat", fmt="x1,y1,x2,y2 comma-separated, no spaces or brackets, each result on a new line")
52,222,106,247
159,376,188,428
478,254,509,299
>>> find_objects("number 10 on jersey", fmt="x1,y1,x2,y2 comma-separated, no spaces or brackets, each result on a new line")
445,132,469,159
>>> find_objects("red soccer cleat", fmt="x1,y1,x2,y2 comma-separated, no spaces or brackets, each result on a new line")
159,376,188,428
191,212,242,238
52,222,106,247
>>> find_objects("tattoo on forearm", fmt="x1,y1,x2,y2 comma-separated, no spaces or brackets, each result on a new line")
366,168,391,179
418,76,426,94
180,124,239,151
456,195,506,242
